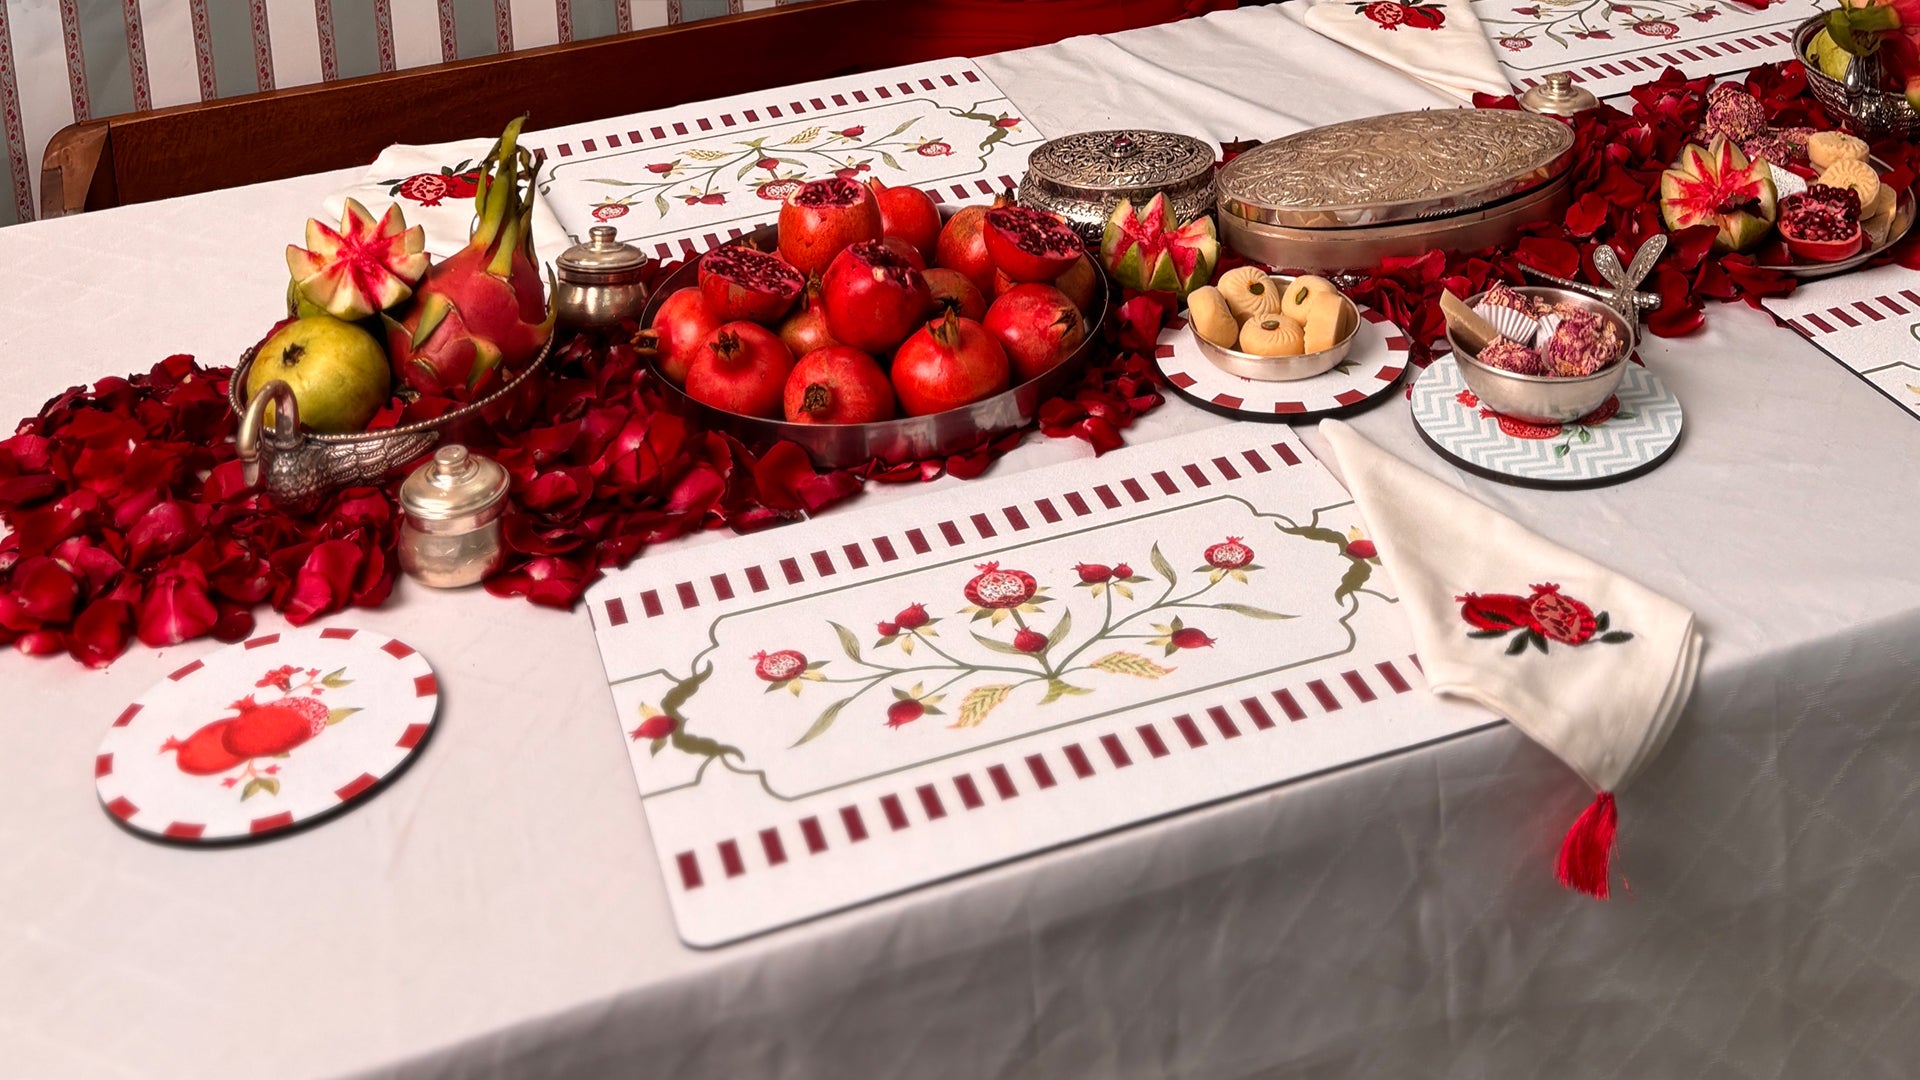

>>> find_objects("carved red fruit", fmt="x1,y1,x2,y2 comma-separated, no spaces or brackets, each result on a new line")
753,649,808,681
1527,583,1597,644
221,696,330,759
1204,537,1254,569
964,562,1036,608
161,720,243,775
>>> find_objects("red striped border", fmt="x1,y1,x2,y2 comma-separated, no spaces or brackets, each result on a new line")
599,436,1298,627
120,0,152,110
1156,304,1412,417
437,0,458,61
670,655,1424,890
189,0,218,100
0,0,32,224
372,0,396,71
1782,290,1920,338
248,0,275,92
314,0,339,81
57,0,91,122
1508,28,1798,91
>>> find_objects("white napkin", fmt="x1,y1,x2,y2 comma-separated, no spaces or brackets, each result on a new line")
1320,419,1702,896
323,138,572,271
1301,0,1510,103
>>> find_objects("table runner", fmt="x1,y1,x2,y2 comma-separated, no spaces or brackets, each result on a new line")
1470,0,1820,98
585,418,1493,944
526,59,1042,261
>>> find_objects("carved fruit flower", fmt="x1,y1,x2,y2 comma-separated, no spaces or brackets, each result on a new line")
963,562,1037,608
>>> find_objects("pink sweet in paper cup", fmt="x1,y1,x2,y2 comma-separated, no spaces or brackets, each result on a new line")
1477,337,1548,376
1541,308,1622,377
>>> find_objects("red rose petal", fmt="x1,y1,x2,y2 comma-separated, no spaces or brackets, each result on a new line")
136,562,218,647
15,556,79,623
283,539,364,627
69,597,133,668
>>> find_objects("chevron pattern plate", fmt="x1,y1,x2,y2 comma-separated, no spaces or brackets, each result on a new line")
1153,306,1411,423
1410,356,1683,489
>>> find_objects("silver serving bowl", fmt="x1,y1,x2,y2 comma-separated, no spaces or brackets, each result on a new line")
638,215,1108,470
1446,286,1631,425
1187,275,1359,381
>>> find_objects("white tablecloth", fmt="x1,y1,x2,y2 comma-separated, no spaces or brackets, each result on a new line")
4,8,1919,1077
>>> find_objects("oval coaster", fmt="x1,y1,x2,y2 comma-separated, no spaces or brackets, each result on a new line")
1152,306,1412,422
96,627,439,844
1409,355,1684,489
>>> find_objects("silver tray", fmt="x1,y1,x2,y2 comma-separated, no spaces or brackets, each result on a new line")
638,215,1108,470
1185,276,1359,382
1754,157,1916,280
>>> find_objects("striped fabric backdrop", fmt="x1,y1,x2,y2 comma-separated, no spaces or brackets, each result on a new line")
0,0,816,228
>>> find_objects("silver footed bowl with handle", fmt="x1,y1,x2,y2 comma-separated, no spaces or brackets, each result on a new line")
230,334,554,514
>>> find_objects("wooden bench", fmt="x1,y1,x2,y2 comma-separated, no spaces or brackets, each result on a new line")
39,0,1231,218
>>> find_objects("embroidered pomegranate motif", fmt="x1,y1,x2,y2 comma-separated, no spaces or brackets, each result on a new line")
886,699,924,727
1499,33,1533,50
1170,627,1214,650
1632,17,1679,37
1075,563,1113,583
895,603,930,629
757,179,804,202
753,649,809,681
382,161,483,207
160,664,357,799
964,563,1037,609
1355,0,1446,30
1458,584,1633,653
1204,537,1253,569
1012,628,1047,653
592,202,630,221
630,712,675,741
916,139,953,157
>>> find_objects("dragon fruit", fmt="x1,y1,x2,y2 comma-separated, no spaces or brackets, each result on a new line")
1659,137,1777,254
384,117,554,400
286,198,428,320
1100,193,1219,297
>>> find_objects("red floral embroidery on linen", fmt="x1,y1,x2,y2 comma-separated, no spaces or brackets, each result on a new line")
1356,0,1447,30
1458,583,1634,653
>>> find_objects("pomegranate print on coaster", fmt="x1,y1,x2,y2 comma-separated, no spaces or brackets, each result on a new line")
95,627,439,844
1151,307,1413,423
1409,354,1683,489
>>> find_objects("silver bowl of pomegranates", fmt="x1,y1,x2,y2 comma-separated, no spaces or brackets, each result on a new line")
637,177,1106,470
1446,285,1631,425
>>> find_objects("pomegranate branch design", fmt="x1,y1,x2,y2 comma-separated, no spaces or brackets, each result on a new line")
767,542,1296,746
1458,584,1635,653
569,103,1024,223
1480,0,1739,52
158,664,359,800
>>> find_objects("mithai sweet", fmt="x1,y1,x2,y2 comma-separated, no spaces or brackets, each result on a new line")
1279,275,1337,321
1186,285,1241,348
1816,158,1880,208
1807,130,1869,170
1541,308,1622,377
1217,266,1285,322
1478,337,1547,376
1239,314,1307,357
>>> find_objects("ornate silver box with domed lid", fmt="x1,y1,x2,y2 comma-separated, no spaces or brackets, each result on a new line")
1017,129,1217,244
1215,109,1575,272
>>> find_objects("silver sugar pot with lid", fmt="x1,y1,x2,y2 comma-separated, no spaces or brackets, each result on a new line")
397,444,510,588
552,225,651,331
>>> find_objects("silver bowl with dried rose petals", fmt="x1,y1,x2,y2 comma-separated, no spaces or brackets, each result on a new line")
1446,285,1632,425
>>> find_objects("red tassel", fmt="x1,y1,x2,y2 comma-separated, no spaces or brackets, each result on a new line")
1556,792,1617,899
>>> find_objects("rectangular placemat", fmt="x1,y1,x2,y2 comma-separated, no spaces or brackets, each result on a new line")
524,58,1040,262
583,424,1495,946
1763,262,1920,422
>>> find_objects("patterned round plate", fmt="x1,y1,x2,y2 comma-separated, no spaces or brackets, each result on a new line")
1409,355,1683,489
96,627,439,844
1153,306,1412,422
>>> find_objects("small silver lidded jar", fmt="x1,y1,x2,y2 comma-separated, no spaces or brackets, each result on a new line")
398,445,509,588
553,225,650,331
1519,72,1600,117
1018,129,1217,245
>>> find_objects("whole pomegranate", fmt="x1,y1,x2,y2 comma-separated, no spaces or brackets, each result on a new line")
784,346,896,424
983,205,1084,282
1052,255,1098,313
777,283,839,358
1204,537,1254,569
161,720,242,775
646,287,722,385
890,311,1010,417
868,178,942,262
698,245,805,324
823,239,933,354
923,267,987,321
221,696,330,759
964,562,1036,608
1012,628,1047,653
686,322,796,419
779,178,884,276
984,284,1086,382
753,649,809,681
934,194,1009,295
